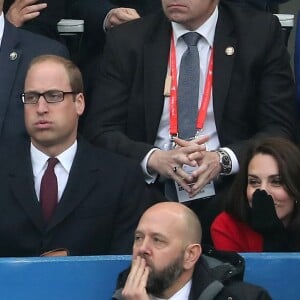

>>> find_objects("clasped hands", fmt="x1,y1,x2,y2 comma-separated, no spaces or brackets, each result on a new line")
148,136,221,198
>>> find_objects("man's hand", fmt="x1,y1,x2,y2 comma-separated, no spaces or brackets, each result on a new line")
147,136,208,194
188,151,221,197
6,0,47,27
175,138,221,197
122,256,150,300
105,8,140,29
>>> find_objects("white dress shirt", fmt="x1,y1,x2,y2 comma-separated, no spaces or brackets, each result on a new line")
142,6,238,183
0,12,4,47
31,141,77,201
150,280,192,300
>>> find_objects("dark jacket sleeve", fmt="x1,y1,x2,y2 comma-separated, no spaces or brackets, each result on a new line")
220,281,272,300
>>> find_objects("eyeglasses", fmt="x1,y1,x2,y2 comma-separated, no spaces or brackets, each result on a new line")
21,90,79,104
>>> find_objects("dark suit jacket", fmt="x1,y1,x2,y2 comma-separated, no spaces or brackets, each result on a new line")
69,0,162,64
69,0,162,118
0,19,69,143
0,138,158,257
83,1,296,165
110,0,162,16
69,0,113,59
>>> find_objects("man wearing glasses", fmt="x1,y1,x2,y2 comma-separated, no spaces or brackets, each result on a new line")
0,55,159,257
0,0,69,144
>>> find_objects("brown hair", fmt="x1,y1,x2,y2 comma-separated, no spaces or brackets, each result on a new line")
226,137,300,248
27,55,84,93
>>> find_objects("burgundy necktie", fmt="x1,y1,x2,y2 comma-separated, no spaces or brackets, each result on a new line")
40,157,59,223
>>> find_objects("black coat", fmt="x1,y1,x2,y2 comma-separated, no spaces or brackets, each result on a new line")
113,248,271,300
0,138,159,257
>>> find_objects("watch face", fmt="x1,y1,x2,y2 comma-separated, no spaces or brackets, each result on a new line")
222,156,230,165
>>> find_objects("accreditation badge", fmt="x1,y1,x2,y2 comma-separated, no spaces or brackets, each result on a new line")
175,164,216,203
163,138,176,151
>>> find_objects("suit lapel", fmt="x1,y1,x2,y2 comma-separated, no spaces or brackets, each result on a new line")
9,144,45,232
213,5,236,133
143,10,236,143
47,139,99,230
144,14,171,143
0,20,22,136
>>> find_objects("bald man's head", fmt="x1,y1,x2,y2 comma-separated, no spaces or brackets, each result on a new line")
132,202,202,298
138,202,202,245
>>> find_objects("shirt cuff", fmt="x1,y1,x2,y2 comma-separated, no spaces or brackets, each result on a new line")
220,147,239,175
103,11,111,32
141,148,159,184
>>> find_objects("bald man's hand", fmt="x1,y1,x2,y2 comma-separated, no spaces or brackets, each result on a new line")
105,7,140,29
121,256,150,300
6,0,47,27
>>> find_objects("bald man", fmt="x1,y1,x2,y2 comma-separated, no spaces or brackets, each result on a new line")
113,202,271,300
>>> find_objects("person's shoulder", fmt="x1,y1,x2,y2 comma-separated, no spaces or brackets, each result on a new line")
77,137,142,172
214,211,232,222
212,211,238,227
18,27,66,45
219,0,278,27
107,10,169,40
200,246,271,299
213,211,255,234
15,26,69,57
221,280,272,300
0,139,29,169
218,1,281,47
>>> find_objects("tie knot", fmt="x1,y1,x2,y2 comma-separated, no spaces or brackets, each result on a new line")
47,157,59,169
182,32,201,46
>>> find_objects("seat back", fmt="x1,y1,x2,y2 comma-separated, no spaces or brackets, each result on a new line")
57,19,84,64
274,13,294,46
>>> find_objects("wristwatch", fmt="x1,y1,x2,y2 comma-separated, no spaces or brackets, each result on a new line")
214,149,232,175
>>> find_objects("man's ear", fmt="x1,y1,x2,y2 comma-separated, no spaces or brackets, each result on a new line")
75,92,85,116
183,243,201,270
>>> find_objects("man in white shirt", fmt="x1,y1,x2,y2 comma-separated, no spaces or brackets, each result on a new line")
112,202,271,300
0,0,69,143
83,0,296,243
0,54,159,257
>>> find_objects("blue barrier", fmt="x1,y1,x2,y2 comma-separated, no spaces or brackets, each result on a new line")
0,253,299,300
243,253,299,300
0,256,130,300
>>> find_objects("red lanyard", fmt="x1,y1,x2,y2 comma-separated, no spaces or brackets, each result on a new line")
169,33,214,137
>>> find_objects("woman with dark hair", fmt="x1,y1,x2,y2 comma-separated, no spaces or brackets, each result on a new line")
211,137,300,252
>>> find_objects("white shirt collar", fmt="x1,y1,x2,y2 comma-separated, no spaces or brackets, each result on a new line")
171,6,218,48
31,141,78,176
0,13,4,47
150,280,192,300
